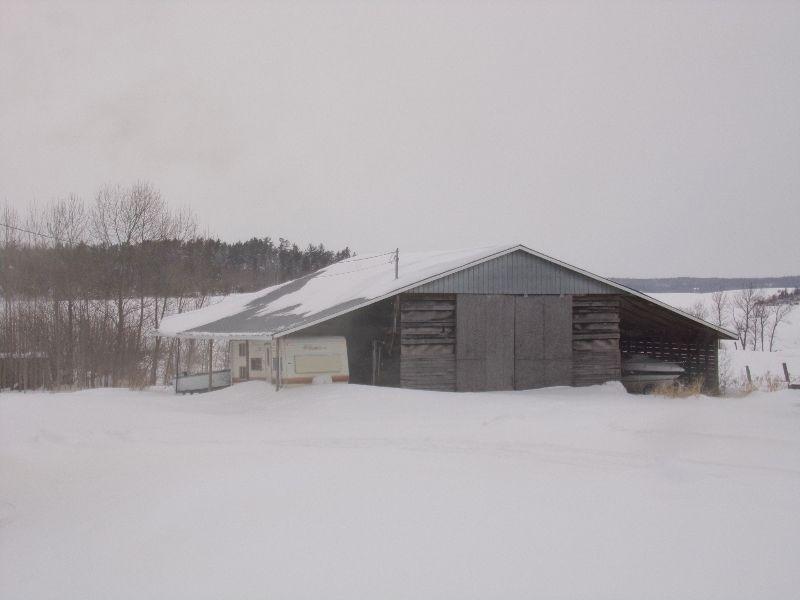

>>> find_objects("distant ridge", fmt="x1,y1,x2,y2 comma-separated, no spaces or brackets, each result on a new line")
611,276,800,294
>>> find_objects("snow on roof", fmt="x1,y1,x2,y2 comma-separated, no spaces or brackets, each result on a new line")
157,244,513,339
156,243,738,340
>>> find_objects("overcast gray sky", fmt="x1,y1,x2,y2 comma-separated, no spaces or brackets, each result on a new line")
1,1,798,277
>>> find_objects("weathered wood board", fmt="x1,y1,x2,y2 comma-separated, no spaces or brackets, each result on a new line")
572,295,621,386
620,338,719,393
400,294,456,391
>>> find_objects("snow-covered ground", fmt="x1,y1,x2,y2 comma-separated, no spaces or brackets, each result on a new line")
651,290,800,387
2,382,799,599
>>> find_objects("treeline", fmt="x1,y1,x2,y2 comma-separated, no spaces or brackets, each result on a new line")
768,288,800,305
4,236,350,298
614,276,800,293
0,183,351,390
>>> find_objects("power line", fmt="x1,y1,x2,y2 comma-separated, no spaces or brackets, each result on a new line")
314,257,395,278
339,251,395,263
0,221,67,243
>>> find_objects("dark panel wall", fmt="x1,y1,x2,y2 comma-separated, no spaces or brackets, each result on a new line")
514,296,573,389
514,296,544,390
400,295,456,391
456,295,515,391
455,294,572,391
572,295,622,386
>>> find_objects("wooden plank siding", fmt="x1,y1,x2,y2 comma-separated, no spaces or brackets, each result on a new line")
404,293,577,392
620,338,719,393
572,295,622,386
400,294,456,391
398,289,721,394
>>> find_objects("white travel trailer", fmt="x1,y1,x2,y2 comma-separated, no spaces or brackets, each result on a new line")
230,336,349,387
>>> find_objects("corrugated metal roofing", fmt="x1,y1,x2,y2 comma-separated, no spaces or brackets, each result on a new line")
409,250,616,295
156,244,738,340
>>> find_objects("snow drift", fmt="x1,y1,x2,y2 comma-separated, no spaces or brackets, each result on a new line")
2,382,799,599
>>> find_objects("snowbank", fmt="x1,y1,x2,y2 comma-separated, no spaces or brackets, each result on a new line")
2,382,799,599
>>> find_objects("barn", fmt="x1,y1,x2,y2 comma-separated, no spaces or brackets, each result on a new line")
157,244,736,393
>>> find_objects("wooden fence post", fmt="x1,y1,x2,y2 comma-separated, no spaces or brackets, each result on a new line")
208,340,213,392
275,339,281,392
174,340,180,394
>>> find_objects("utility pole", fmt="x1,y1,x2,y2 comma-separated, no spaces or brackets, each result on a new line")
394,248,399,279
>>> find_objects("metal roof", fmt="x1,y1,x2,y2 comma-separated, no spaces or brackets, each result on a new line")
156,243,738,341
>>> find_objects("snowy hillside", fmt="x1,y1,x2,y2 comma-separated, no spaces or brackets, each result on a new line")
651,290,800,386
2,382,799,599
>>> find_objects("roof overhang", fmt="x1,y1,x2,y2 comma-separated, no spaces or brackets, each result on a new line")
157,331,273,341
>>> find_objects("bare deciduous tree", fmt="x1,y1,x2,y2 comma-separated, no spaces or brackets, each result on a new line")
685,300,709,321
41,196,89,387
767,303,793,352
710,291,728,328
92,182,171,385
732,286,759,350
751,301,768,350
2,190,347,391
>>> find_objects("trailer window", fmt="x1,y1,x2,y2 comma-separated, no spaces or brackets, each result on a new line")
295,354,340,374
250,357,263,371
238,343,246,357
